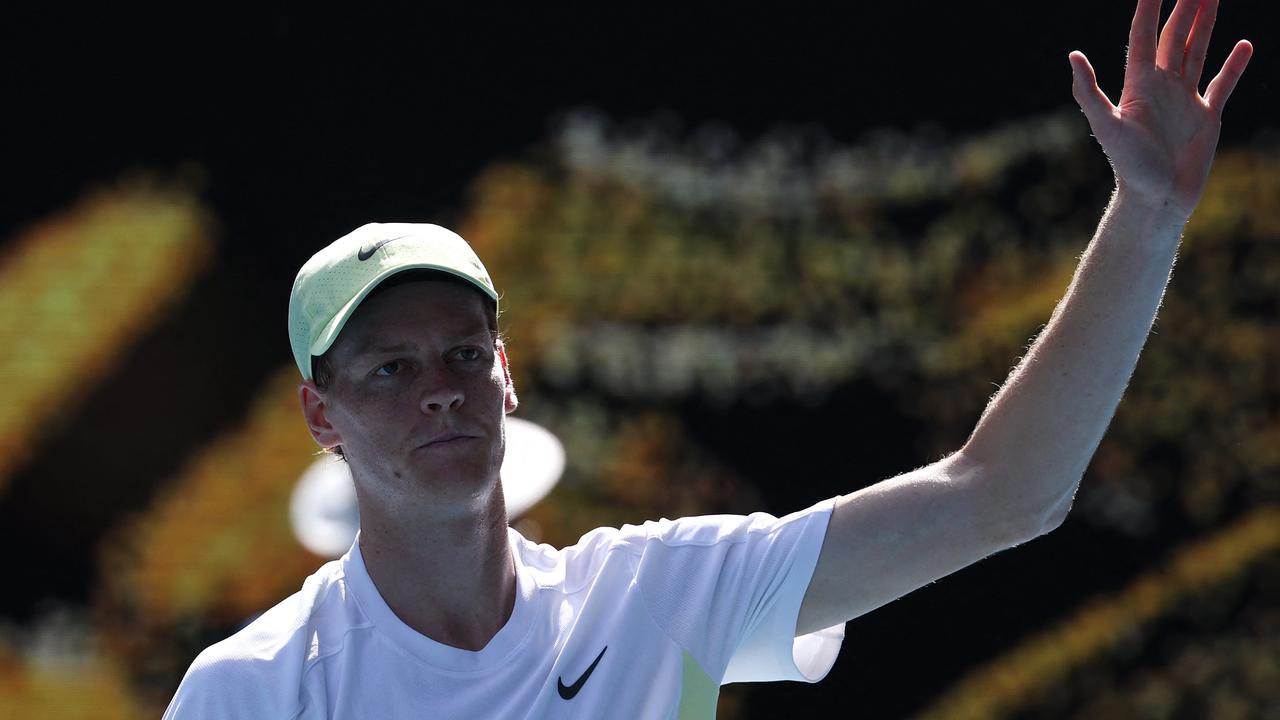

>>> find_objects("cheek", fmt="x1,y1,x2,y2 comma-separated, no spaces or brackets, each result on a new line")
330,387,410,438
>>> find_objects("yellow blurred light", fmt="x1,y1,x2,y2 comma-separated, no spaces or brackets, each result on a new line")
101,367,321,630
913,506,1280,720
0,180,212,490
0,640,142,720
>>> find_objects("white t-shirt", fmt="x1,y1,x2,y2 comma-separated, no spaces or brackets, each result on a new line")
164,498,844,719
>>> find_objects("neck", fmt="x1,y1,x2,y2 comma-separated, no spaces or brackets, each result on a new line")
355,479,516,651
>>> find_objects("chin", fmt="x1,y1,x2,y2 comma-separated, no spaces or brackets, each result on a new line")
411,455,503,497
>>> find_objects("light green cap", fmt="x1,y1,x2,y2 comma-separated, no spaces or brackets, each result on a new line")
287,222,498,380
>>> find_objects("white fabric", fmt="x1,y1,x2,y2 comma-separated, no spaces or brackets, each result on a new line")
163,498,844,719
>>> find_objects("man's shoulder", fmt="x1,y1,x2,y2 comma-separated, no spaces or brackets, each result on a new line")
164,601,310,718
577,507,819,552
164,559,355,718
511,508,818,592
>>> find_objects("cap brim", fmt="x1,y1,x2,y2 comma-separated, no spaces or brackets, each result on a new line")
308,263,500,362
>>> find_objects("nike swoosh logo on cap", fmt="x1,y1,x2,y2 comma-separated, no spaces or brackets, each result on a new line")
557,646,607,700
357,235,410,261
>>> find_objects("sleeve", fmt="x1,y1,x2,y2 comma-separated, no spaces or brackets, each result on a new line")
161,635,313,719
161,652,263,720
631,496,845,686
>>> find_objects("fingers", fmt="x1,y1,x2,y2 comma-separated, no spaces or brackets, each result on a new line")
1070,51,1116,130
1156,0,1202,71
1205,39,1254,115
1127,0,1163,68
1183,0,1219,89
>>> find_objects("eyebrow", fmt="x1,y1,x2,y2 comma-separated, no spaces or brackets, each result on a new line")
347,331,494,360
348,341,414,360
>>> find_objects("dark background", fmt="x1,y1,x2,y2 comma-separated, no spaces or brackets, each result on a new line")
2,2,1274,717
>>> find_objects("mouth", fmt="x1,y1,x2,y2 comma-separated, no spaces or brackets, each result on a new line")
418,434,478,450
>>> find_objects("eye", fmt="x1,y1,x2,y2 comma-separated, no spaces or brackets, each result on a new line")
455,347,484,362
373,360,403,377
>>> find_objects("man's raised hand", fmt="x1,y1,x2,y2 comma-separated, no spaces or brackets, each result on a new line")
1068,0,1252,219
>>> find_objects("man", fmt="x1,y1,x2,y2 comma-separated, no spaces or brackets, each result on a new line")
164,1,1251,717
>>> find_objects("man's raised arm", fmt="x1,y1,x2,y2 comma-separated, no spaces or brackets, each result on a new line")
797,0,1252,635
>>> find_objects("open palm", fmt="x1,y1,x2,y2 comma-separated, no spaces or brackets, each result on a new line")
1069,0,1252,218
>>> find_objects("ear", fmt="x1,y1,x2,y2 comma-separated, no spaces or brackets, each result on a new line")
497,341,518,414
299,380,344,449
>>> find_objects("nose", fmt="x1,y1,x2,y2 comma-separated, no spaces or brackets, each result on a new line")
418,367,464,414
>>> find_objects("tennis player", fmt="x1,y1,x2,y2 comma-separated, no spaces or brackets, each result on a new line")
164,1,1250,717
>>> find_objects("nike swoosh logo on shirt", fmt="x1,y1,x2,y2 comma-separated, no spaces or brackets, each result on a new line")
557,646,607,700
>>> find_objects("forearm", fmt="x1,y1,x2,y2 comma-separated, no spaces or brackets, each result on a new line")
960,188,1189,524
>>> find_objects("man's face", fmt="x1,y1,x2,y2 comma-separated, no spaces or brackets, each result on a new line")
300,280,516,502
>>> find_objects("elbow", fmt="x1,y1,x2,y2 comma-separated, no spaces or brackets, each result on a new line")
956,451,1082,544
1034,502,1072,537
1001,498,1072,547
1026,480,1080,539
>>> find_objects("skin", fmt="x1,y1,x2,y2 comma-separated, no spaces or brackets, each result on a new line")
300,280,519,651
797,0,1251,634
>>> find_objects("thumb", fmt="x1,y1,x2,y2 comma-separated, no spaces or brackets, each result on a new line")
1069,51,1115,131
